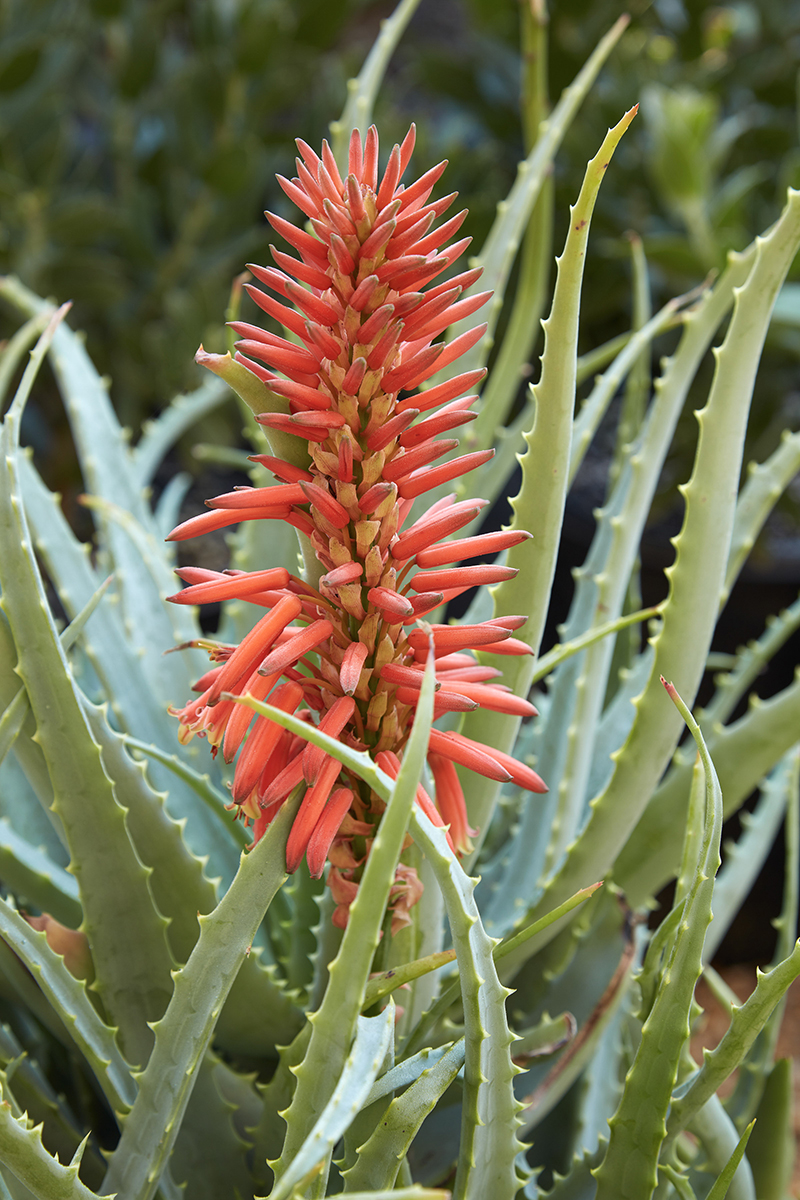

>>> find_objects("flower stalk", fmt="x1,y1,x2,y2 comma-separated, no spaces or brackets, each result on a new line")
167,125,545,929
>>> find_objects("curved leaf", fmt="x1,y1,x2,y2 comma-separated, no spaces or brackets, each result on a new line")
101,795,298,1200
267,1006,395,1200
271,650,436,1192
0,314,175,1066
0,1101,111,1200
0,897,136,1116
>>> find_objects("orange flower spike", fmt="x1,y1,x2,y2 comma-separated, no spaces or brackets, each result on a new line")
167,123,542,919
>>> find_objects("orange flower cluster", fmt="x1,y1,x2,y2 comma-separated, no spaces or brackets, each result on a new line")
168,126,545,930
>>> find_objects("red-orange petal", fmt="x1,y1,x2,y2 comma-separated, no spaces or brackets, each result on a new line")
166,506,291,541
391,502,486,561
206,484,306,511
367,587,415,622
396,368,486,415
395,686,477,713
427,729,512,782
258,619,334,676
382,439,458,483
206,595,303,705
168,567,291,605
439,680,537,717
260,752,306,808
408,564,517,592
231,681,303,801
406,623,512,658
414,529,531,568
300,482,350,529
222,670,281,763
320,562,363,588
302,696,355,784
305,787,355,878
340,641,369,695
286,755,343,872
397,449,495,499
428,752,476,855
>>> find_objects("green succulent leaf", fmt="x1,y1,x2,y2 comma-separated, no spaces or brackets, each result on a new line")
342,1038,465,1194
0,1100,112,1200
446,16,631,381
704,748,796,963
409,807,524,1200
619,669,800,905
528,189,800,940
0,896,136,1116
743,1061,794,1200
266,1005,395,1200
686,1095,755,1200
705,1120,755,1200
101,794,299,1200
271,647,436,1194
0,691,28,775
169,1051,257,1200
723,428,800,603
593,681,723,1200
133,376,229,489
0,308,175,1068
0,819,80,927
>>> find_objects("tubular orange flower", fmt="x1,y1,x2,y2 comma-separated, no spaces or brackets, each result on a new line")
167,125,545,931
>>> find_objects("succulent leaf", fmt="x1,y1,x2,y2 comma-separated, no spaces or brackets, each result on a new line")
266,1005,394,1200
0,1100,111,1200
341,1038,464,1193
101,794,298,1200
592,681,723,1199
271,652,436,1189
0,311,175,1067
0,897,136,1116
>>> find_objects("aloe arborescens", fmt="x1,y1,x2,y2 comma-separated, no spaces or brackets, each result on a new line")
167,126,545,929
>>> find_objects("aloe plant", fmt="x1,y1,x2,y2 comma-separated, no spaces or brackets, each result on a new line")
0,5,797,1199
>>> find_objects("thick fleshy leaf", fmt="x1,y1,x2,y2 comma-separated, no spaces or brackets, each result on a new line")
519,188,800,941
593,682,723,1200
133,376,229,489
342,1038,465,1193
0,897,136,1116
101,795,298,1200
409,806,525,1200
266,1005,394,1200
0,314,175,1067
0,1100,112,1200
458,107,638,854
330,0,423,168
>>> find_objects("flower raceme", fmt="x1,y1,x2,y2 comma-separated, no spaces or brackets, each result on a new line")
167,125,545,931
